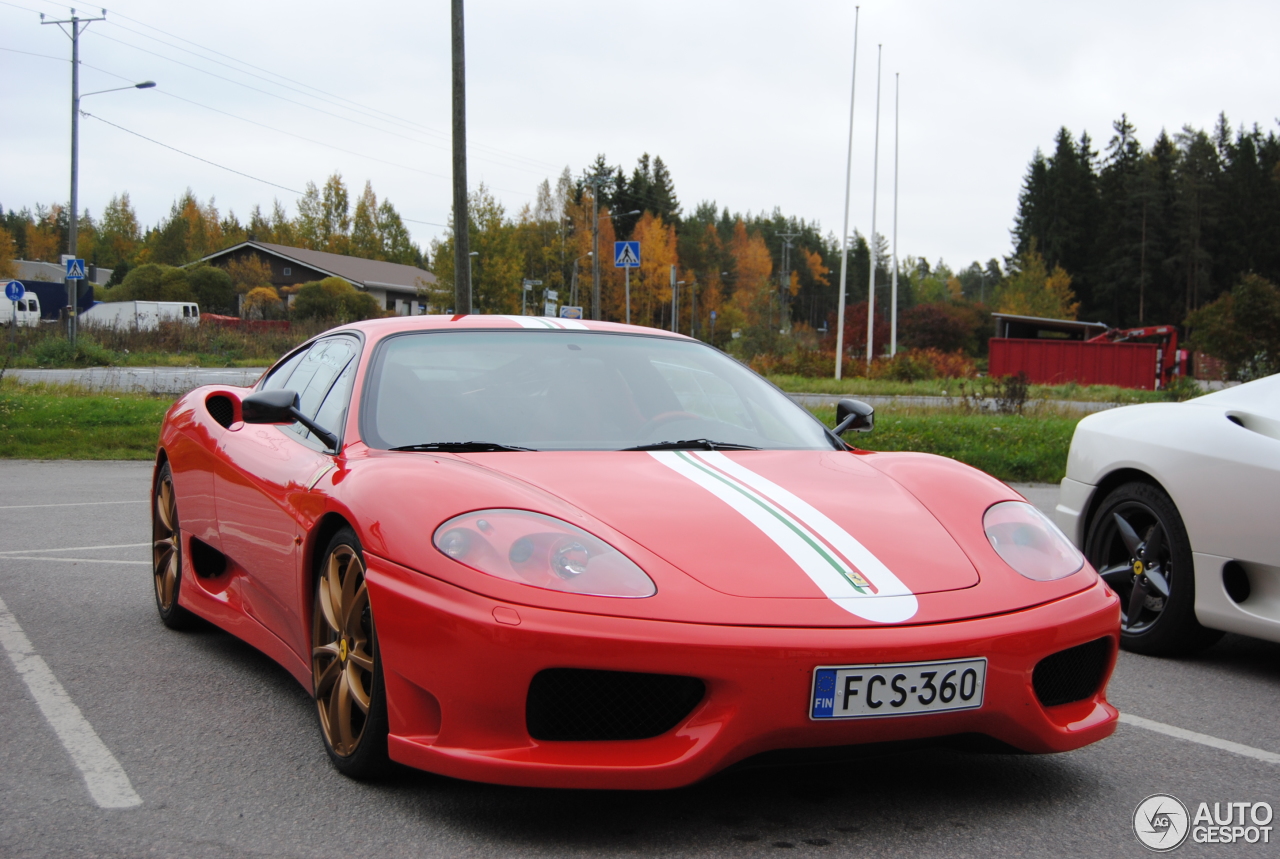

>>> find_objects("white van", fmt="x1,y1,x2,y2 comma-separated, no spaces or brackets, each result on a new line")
2,295,42,327
79,301,200,330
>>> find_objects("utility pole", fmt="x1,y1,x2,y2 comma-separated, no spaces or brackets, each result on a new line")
670,266,678,332
44,7,104,344
590,176,603,321
834,6,860,379
779,231,799,332
690,280,698,340
450,0,472,314
866,44,883,368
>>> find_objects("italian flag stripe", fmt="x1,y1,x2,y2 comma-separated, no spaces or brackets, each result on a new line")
650,450,918,623
675,450,871,593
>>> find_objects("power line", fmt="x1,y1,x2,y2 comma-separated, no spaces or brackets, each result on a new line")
3,44,532,205
95,6,562,173
86,28,552,179
155,91,451,182
80,110,303,194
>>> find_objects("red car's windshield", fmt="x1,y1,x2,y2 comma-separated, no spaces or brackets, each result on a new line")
361,330,838,452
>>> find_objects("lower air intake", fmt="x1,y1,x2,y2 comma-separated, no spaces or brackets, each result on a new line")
1032,637,1111,707
526,668,705,742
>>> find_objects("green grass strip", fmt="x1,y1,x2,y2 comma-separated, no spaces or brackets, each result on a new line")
810,406,1079,484
0,382,170,460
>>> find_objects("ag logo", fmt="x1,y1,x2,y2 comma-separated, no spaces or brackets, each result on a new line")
1134,794,1190,851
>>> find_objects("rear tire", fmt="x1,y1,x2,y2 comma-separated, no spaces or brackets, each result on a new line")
311,527,391,780
1085,481,1222,656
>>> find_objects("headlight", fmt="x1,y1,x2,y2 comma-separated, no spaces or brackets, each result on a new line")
983,501,1084,582
433,509,656,598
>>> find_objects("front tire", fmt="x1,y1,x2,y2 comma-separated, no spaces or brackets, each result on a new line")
311,527,391,779
1085,481,1222,656
153,462,196,630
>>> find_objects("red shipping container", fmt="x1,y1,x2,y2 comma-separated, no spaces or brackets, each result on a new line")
988,338,1158,389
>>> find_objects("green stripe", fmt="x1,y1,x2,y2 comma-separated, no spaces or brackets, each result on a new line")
674,451,868,594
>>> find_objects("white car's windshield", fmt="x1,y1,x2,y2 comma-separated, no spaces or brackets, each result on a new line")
361,330,838,452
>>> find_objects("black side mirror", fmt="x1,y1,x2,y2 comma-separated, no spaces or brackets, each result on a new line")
834,398,875,434
241,389,339,451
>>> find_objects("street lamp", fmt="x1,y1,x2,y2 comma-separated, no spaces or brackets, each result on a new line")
62,75,158,343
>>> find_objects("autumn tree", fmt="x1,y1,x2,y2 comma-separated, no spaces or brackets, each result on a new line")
24,204,64,262
996,241,1079,319
0,226,16,279
95,193,141,268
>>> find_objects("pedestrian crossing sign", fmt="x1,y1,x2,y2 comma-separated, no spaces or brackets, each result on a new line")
65,258,86,280
614,241,640,268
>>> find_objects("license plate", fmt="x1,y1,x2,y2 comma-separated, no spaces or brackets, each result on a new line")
810,658,987,720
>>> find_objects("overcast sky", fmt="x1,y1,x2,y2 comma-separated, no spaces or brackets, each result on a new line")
3,0,1278,269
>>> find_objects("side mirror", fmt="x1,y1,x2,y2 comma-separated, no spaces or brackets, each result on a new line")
834,398,874,434
241,389,339,451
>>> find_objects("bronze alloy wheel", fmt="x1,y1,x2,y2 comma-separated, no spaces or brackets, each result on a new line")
152,462,194,630
311,529,388,777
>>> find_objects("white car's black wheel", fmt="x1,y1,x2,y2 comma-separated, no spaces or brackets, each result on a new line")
1085,481,1222,656
311,527,391,779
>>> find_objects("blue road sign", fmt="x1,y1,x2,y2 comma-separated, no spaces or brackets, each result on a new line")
614,241,640,268
559,305,584,319
65,258,87,280
710,310,717,320
4,281,24,302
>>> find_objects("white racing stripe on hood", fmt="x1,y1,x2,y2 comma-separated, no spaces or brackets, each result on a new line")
650,450,918,623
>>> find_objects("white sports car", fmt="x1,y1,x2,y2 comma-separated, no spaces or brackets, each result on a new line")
1056,374,1280,655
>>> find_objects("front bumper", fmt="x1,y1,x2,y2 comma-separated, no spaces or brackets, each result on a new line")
367,554,1120,790
1055,477,1097,548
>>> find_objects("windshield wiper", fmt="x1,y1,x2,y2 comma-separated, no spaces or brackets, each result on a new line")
620,438,760,452
390,441,537,452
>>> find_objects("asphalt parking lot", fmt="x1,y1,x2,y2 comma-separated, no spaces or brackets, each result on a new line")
0,460,1276,858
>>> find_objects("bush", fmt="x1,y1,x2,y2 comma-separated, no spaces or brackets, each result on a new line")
186,265,236,314
28,336,116,367
243,286,284,320
1185,273,1280,381
291,277,383,322
899,302,991,356
107,263,195,304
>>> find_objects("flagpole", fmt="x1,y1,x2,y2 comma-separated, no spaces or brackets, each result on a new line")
833,6,860,380
890,71,900,357
866,44,883,368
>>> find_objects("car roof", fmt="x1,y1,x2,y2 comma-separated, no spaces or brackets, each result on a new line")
336,314,694,340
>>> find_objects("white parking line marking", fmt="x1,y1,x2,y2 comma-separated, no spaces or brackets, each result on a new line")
0,501,147,510
0,594,142,808
0,542,150,556
0,557,151,566
1121,713,1280,765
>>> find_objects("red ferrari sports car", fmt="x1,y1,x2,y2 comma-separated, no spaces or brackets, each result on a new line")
153,315,1119,787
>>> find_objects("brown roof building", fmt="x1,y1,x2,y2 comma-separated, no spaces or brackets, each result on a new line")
196,241,436,315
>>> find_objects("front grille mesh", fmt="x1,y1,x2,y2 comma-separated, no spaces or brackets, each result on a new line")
1032,637,1111,707
526,668,705,742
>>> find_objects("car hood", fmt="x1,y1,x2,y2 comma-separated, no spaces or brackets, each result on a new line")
469,449,979,623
